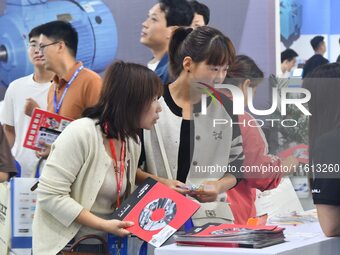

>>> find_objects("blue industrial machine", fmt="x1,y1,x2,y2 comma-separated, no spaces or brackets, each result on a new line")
0,0,117,86
280,0,302,48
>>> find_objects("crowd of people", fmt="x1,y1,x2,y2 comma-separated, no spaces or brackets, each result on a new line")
0,0,340,254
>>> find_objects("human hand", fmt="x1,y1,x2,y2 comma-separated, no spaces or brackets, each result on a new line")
36,141,51,159
0,172,10,182
159,178,190,195
189,180,220,203
282,155,299,173
24,98,40,117
101,219,134,237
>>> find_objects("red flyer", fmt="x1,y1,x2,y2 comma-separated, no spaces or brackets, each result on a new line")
278,144,309,164
112,177,200,248
23,108,73,151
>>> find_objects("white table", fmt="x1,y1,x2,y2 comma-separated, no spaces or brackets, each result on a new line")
155,223,340,255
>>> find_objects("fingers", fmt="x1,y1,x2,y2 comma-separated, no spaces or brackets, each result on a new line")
173,187,190,195
195,188,216,196
109,220,134,237
175,180,185,186
36,146,51,159
115,228,131,237
117,221,134,228
189,190,217,203
195,194,216,203
38,140,47,146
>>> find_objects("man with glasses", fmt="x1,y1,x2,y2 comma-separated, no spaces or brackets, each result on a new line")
31,20,102,158
0,26,54,177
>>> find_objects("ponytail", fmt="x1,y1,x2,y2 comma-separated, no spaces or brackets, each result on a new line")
168,26,236,79
169,27,193,78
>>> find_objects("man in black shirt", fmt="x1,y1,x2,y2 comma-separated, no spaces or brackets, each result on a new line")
311,129,340,237
303,63,340,237
302,36,329,78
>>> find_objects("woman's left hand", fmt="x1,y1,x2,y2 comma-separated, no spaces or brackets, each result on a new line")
190,180,221,203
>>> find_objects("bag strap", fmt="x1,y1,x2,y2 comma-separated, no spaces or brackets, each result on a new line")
154,123,173,180
69,235,109,253
139,241,148,255
30,158,45,191
34,157,45,178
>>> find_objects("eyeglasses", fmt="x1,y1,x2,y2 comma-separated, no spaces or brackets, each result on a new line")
28,43,39,50
38,41,60,52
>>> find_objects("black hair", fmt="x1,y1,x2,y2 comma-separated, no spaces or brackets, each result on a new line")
28,26,42,41
83,61,163,143
190,0,210,25
169,26,235,78
310,36,324,51
31,20,78,57
225,55,264,87
303,63,340,161
281,49,298,63
159,0,194,27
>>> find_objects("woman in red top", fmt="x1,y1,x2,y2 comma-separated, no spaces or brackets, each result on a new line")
224,55,298,224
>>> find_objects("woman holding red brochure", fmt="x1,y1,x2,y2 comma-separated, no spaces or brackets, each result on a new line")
224,55,299,224
32,61,164,254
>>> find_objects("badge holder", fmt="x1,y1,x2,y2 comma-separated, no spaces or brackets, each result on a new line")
108,234,128,255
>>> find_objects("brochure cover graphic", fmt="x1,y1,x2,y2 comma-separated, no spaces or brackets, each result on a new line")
112,177,200,247
278,144,308,164
23,108,73,151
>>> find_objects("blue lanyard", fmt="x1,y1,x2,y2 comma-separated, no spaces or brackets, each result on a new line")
139,241,147,255
53,65,84,114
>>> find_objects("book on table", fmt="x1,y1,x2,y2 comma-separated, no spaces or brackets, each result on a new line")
174,223,285,248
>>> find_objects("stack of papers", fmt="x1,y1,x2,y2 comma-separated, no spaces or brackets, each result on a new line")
268,210,318,225
175,223,285,248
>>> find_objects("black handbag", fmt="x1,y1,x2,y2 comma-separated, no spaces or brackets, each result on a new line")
60,235,109,255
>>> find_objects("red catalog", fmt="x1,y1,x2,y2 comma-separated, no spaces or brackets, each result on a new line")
112,177,200,247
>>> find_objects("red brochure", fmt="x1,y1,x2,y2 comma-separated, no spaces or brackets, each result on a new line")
112,177,200,248
278,144,309,164
23,108,73,151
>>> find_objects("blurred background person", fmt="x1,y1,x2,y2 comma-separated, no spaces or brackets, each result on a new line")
0,26,54,177
224,55,299,224
140,0,194,84
303,63,340,237
302,35,329,79
0,123,17,182
280,48,298,78
190,0,210,28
